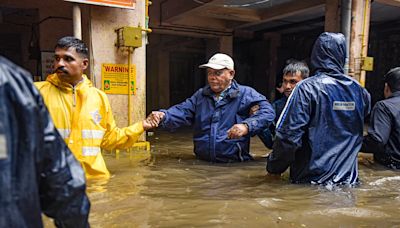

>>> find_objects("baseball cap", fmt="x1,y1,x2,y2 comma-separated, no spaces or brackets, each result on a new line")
199,53,234,70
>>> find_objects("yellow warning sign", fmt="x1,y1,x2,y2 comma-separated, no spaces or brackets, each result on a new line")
101,63,136,95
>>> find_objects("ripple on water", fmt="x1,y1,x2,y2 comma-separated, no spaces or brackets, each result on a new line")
306,207,390,218
256,198,285,208
369,176,400,186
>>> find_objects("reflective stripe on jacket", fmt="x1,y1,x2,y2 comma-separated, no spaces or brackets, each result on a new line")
35,74,144,179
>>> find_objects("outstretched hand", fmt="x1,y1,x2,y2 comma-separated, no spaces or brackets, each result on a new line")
142,111,165,130
227,123,249,139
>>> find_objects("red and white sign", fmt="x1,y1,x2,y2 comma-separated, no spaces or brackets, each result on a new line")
65,0,136,9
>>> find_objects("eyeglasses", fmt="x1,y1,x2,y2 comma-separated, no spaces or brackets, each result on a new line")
207,69,226,77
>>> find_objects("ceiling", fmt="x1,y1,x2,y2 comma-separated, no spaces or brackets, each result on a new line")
155,0,400,35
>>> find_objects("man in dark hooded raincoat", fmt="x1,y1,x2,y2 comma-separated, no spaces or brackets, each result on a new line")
0,56,90,227
266,32,371,185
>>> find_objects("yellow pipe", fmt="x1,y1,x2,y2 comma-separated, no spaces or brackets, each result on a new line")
359,0,370,87
145,0,152,33
141,28,152,33
127,48,132,125
145,0,150,17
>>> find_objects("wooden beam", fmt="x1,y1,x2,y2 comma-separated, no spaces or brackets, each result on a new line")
161,0,213,22
160,0,257,25
152,25,232,39
195,5,261,22
238,0,325,29
161,38,199,51
169,16,228,30
375,0,400,7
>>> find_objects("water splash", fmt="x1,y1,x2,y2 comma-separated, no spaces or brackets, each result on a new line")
369,176,400,186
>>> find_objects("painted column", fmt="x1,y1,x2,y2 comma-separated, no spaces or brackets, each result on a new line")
72,4,82,39
89,1,146,140
350,0,371,85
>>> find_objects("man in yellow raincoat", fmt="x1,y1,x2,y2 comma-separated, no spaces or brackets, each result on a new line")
35,36,156,179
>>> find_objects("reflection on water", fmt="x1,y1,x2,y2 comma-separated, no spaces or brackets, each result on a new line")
46,129,400,227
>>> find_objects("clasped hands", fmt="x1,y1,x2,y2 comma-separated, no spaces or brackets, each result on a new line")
142,111,249,139
142,111,165,130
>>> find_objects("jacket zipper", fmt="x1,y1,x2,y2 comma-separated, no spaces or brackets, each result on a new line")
72,86,76,107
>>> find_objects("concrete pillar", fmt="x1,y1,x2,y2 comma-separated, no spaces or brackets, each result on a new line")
325,0,341,32
89,2,146,139
349,0,371,85
219,36,233,56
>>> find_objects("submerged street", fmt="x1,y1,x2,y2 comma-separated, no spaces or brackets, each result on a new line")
69,129,400,227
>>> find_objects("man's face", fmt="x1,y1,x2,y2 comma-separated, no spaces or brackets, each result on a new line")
207,68,234,94
54,47,88,85
282,71,303,97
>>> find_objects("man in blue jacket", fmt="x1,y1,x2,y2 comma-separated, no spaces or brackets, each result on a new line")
266,33,371,186
0,56,90,227
361,67,400,168
151,53,275,162
258,60,309,149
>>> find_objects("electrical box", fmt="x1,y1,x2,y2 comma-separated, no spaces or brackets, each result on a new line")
361,56,374,71
115,26,142,48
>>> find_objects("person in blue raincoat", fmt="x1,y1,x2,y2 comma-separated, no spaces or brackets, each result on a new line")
0,56,90,227
266,32,371,185
150,53,275,162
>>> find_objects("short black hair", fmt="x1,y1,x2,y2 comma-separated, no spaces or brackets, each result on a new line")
384,67,400,92
55,36,89,58
283,60,310,79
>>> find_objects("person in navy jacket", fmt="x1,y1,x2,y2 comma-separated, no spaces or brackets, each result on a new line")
266,33,371,186
258,60,309,149
151,53,275,162
361,67,400,169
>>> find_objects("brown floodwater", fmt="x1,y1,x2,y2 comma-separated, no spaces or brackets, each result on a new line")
46,129,400,227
